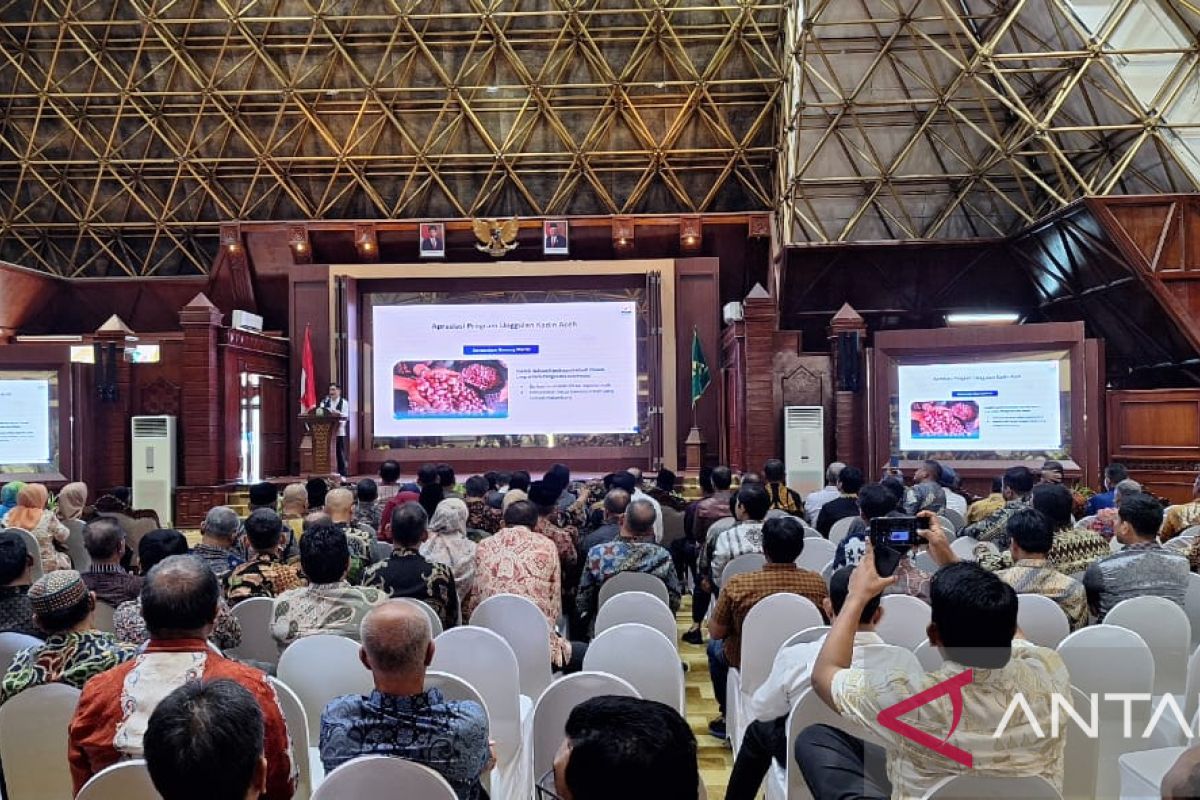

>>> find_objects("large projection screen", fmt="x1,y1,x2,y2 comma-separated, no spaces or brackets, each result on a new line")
0,370,59,476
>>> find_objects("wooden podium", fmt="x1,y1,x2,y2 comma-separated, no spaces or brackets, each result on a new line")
298,412,339,476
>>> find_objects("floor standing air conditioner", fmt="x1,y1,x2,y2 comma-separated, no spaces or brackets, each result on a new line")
132,415,176,527
783,406,825,496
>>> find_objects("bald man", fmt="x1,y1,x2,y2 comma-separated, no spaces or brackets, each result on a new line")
318,601,490,799
323,488,378,584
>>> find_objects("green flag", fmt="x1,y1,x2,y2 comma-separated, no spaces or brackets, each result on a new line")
691,327,711,407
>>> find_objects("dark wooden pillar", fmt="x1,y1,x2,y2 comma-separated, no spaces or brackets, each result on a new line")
93,315,134,490
180,293,223,487
742,291,781,472
830,303,867,469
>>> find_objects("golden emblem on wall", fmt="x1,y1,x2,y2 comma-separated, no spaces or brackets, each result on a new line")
472,218,520,257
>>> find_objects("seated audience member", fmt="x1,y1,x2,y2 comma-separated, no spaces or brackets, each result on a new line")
621,470,664,543
529,480,580,576
961,465,1035,544
647,467,688,511
247,480,278,513
545,695,698,800
224,509,304,605
995,508,1087,630
306,476,330,511
79,518,143,607
114,530,242,650
320,601,490,798
0,481,22,517
484,471,509,509
904,460,947,514
1086,462,1128,515
472,500,578,669
376,459,402,501
436,463,459,495
55,481,89,527
272,522,388,649
693,465,736,545
1083,492,1189,622
815,466,865,537
706,517,827,740
324,487,377,583
463,474,503,536
726,566,915,800
967,476,1005,525
1040,460,1064,484
418,482,446,519
239,482,298,565
763,458,803,516
577,499,681,627
974,483,1109,576
192,506,245,580
68,555,294,798
833,483,907,570
709,483,772,582
279,482,309,538
805,463,845,526
800,558,1069,798
939,466,968,517
579,489,629,556
1162,473,1200,542
0,570,135,703
364,502,458,629
145,679,268,800
1084,478,1141,540
353,478,383,532
0,531,38,637
1163,746,1200,800
3,483,70,572
421,498,477,608
838,504,956,602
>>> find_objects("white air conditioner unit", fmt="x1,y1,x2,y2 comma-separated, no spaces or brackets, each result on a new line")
232,309,263,334
783,406,825,496
131,415,177,527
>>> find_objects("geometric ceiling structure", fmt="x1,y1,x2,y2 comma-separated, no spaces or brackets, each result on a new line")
777,0,1200,242
0,1,783,277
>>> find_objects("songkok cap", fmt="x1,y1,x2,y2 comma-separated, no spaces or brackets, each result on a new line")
29,569,87,616
527,480,560,508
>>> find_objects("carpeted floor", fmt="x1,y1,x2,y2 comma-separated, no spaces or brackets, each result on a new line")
679,596,733,800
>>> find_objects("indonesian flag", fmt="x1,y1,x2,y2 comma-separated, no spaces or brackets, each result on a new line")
300,324,317,412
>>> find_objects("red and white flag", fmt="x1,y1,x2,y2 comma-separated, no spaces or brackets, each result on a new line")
299,324,317,412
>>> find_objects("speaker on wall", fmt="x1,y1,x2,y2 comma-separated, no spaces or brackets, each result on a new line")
837,331,862,392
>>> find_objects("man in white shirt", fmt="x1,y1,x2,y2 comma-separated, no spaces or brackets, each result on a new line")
709,484,770,583
804,462,845,525
615,469,663,543
318,383,350,476
940,465,968,517
724,566,916,800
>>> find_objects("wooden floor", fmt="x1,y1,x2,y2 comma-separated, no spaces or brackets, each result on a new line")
679,596,734,800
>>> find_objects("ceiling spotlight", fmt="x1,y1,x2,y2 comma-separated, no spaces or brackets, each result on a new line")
945,312,1021,326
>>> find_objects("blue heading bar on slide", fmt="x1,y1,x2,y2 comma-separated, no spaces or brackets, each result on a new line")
951,390,998,397
463,345,540,355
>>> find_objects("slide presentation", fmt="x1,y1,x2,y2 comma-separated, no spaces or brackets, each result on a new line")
372,301,640,437
898,360,1062,451
0,379,51,464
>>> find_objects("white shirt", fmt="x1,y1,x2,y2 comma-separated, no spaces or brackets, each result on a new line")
804,485,840,525
748,631,914,723
630,489,663,543
710,520,764,584
319,396,349,436
945,491,968,517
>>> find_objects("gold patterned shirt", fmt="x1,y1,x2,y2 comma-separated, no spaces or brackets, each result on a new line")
1161,499,1200,542
996,558,1088,630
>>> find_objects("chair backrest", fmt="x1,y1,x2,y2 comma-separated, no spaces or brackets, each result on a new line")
93,600,117,633
597,571,670,609
399,597,443,637
786,688,880,799
877,594,932,650
372,541,391,562
1185,572,1200,650
1062,685,1099,800
268,677,314,800
6,528,43,582
718,552,766,586
913,639,943,672
922,774,1062,799
1056,624,1154,697
0,631,42,674
803,525,823,540
530,671,639,782
941,508,967,532
277,634,373,733
1016,593,1071,649
425,670,488,713
949,536,979,561
797,538,837,573
828,516,857,546
65,518,90,571
583,623,684,713
740,593,825,693
0,682,81,800
431,626,523,766
469,593,554,700
75,759,160,800
660,505,685,548
594,591,678,644
779,626,830,650
1106,595,1191,695
936,515,957,536
121,517,159,567
313,755,457,800
912,551,938,574
227,597,279,664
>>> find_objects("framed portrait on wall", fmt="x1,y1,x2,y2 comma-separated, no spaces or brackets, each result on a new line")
420,223,445,258
543,219,569,255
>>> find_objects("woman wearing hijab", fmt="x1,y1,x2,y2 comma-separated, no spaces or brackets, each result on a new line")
56,482,89,523
0,482,25,516
3,483,71,572
421,498,477,610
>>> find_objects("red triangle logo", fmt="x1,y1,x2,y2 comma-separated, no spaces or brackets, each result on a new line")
876,668,974,768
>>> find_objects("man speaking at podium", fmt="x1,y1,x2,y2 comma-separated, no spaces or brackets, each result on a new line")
319,383,350,476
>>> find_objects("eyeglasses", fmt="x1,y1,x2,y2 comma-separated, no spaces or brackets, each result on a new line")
535,769,563,800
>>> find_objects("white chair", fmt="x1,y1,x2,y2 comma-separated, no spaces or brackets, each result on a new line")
913,639,943,671
470,593,554,701
718,552,766,586
313,755,457,800
912,550,938,574
596,571,670,609
877,594,932,650
75,759,160,800
584,623,684,713
594,590,678,644
431,626,527,800
93,600,117,633
828,516,857,546
771,687,883,800
277,634,373,733
227,597,278,664
1185,643,1200,725
804,525,824,540
1060,685,1100,800
1185,572,1200,650
797,538,837,572
0,631,41,673
0,682,81,800
530,672,639,785
921,774,1061,798
779,626,830,649
269,677,322,800
1118,746,1188,800
425,669,487,709
64,518,91,571
400,597,443,637
936,515,957,536
1017,594,1071,649
372,541,391,562
949,535,979,561
7,528,43,582
941,508,966,532
1107,596,1191,695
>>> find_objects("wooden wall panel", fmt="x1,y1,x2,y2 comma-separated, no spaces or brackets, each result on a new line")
288,266,333,474
675,258,721,467
1107,390,1200,461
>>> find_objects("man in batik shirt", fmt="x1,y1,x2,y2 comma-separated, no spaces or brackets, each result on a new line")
224,509,304,605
